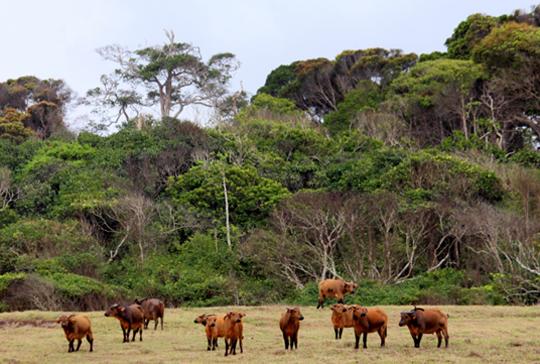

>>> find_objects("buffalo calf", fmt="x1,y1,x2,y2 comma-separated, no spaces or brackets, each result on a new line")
279,307,304,350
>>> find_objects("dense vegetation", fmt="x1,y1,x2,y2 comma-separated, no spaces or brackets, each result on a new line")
0,5,539,311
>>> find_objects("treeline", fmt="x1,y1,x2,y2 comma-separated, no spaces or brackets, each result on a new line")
0,5,539,311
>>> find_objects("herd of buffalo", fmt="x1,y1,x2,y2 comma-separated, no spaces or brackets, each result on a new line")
56,279,450,356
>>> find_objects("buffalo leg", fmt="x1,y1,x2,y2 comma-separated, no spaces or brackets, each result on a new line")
139,327,143,341
379,327,386,347
122,327,128,343
87,334,93,352
293,333,298,349
416,333,423,348
213,338,218,350
76,339,82,351
161,316,164,330
154,318,158,330
317,296,324,309
239,338,243,353
410,333,418,348
355,333,360,349
363,332,368,349
283,332,289,349
207,337,212,351
443,328,449,348
68,340,74,352
232,338,238,355
225,339,229,356
339,328,344,339
334,328,339,340
437,331,442,348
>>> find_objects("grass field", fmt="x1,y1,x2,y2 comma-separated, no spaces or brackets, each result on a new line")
1,305,539,363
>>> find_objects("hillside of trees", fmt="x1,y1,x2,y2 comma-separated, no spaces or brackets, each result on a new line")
0,6,539,311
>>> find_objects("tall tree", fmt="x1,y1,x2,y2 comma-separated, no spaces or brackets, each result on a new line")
89,31,239,122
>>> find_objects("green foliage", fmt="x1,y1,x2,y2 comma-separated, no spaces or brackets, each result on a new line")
104,233,236,306
324,80,383,134
256,64,299,99
390,59,485,110
238,93,303,120
167,161,290,228
0,219,100,274
380,150,504,202
0,138,42,171
510,149,540,169
45,272,118,300
0,108,34,143
0,272,26,294
446,13,499,59
473,22,540,70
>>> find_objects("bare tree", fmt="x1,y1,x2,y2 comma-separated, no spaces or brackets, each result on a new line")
0,168,18,210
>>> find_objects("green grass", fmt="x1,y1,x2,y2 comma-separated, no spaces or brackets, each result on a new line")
0,305,539,363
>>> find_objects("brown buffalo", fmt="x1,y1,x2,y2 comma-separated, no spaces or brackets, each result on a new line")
56,314,93,353
317,279,358,308
351,306,388,349
279,307,304,350
194,314,226,351
399,307,449,348
330,303,355,339
135,298,164,330
223,312,245,356
104,303,144,343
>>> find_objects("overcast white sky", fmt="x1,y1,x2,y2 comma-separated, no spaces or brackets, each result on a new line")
0,0,535,126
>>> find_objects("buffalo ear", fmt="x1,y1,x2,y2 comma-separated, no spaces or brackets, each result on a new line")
240,313,246,318
119,306,125,312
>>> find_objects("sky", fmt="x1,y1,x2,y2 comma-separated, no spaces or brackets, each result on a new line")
0,0,536,127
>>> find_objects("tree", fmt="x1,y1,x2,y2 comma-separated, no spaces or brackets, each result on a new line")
244,192,351,286
0,76,71,139
90,31,239,122
257,48,416,119
0,108,34,143
473,22,540,70
389,59,485,144
474,22,540,150
82,73,144,131
445,13,499,59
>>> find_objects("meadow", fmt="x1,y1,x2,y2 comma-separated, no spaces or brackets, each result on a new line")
1,305,539,363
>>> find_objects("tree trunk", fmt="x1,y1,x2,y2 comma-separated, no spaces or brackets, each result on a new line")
222,172,232,250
